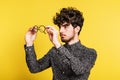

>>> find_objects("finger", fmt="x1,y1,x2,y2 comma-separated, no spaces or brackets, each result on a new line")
28,27,33,31
45,26,50,29
29,26,38,34
45,26,52,32
46,26,56,32
46,26,54,29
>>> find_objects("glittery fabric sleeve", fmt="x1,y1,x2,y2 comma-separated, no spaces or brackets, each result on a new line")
24,45,51,73
57,45,97,75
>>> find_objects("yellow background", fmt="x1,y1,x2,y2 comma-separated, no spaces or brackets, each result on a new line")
0,0,120,80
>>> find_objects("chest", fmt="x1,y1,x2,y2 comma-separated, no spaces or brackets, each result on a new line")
51,48,85,75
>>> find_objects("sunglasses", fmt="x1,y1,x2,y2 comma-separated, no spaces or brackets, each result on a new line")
32,25,46,34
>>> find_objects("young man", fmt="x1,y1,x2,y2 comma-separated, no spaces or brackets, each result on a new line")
24,7,97,80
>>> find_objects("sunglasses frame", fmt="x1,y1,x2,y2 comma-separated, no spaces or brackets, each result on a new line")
33,25,46,34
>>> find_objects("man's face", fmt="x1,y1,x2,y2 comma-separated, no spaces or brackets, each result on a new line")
59,23,76,43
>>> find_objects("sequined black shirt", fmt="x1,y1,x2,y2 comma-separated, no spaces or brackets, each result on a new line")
24,41,97,80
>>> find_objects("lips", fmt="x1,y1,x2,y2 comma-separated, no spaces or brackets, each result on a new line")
60,33,66,38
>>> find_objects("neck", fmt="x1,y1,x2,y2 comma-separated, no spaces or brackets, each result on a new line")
67,35,79,45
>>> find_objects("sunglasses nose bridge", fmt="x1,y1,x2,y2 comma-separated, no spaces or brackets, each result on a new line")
36,25,46,34
37,27,40,30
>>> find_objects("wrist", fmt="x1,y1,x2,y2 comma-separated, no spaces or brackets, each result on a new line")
26,42,33,47
54,41,61,48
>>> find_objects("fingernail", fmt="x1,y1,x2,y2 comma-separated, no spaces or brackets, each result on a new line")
46,27,50,29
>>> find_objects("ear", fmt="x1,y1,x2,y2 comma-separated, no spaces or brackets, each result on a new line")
74,26,80,34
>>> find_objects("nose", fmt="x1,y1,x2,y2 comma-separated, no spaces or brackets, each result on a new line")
59,27,65,33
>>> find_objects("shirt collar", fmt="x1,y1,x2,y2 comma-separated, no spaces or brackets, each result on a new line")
64,40,82,49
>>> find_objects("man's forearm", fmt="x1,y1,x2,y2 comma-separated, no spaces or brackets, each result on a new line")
24,45,39,73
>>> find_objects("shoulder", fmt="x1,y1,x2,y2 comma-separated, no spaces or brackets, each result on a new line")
80,45,97,63
88,47,97,54
81,44,97,57
87,47,97,61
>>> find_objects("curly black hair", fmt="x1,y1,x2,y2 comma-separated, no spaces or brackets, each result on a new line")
53,7,84,34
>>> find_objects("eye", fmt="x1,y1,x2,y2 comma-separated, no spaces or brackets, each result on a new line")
63,24,69,28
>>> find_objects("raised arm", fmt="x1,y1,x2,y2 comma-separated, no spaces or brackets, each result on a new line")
24,27,51,73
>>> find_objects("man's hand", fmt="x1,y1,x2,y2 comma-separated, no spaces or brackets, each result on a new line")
25,27,37,46
46,26,61,48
